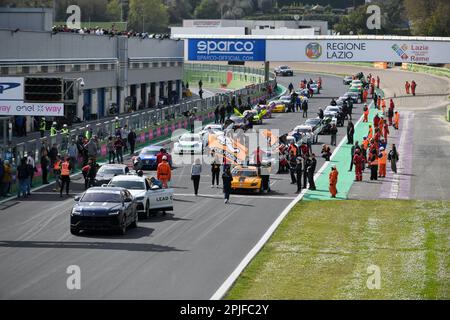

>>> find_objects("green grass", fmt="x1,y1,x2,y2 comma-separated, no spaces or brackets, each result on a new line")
226,200,449,300
183,70,263,90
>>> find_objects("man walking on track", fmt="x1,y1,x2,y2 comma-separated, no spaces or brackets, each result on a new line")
329,166,338,198
353,149,364,181
378,147,387,178
157,155,171,188
60,156,72,197
405,81,410,94
411,80,417,96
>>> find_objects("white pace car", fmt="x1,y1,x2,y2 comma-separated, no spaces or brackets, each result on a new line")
108,175,174,219
174,133,204,154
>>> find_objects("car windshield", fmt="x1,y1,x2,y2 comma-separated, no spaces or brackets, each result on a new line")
81,192,122,203
180,135,200,142
98,167,124,175
296,128,311,133
142,149,158,155
306,119,320,125
110,180,145,190
280,66,288,69
233,170,257,177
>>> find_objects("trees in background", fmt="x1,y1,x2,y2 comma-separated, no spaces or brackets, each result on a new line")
404,0,450,36
334,1,410,35
128,0,168,33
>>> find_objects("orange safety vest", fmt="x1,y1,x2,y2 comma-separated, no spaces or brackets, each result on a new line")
362,139,369,150
61,161,70,176
379,151,387,165
157,161,171,181
53,160,61,171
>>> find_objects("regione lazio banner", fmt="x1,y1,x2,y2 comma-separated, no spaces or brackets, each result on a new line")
266,39,450,63
0,102,64,116
188,39,266,61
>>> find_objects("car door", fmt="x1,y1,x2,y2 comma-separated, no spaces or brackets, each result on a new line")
123,190,133,225
148,185,164,210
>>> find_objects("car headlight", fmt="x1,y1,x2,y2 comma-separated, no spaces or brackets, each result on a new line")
108,210,121,216
136,196,144,201
251,182,258,186
71,208,81,215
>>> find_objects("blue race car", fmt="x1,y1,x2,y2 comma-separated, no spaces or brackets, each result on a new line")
138,146,161,170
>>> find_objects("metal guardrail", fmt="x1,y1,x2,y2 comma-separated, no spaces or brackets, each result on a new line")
3,66,276,171
184,63,266,77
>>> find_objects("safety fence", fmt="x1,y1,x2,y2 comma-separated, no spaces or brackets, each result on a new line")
1,72,278,194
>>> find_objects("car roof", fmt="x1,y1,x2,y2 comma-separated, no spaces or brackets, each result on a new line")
233,165,258,171
100,164,128,169
85,186,126,193
141,145,161,151
110,175,146,182
294,125,312,130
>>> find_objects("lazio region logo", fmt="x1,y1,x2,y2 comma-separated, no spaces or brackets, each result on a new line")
391,44,409,60
305,42,322,59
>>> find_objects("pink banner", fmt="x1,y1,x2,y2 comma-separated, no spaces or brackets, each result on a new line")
171,123,175,132
35,165,42,177
156,127,161,137
164,126,169,135
101,144,107,157
149,129,153,140
140,133,145,143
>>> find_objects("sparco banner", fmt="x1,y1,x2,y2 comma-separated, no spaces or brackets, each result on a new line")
266,39,450,63
188,39,266,61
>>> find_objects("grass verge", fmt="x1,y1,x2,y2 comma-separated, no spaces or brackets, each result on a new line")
226,200,449,300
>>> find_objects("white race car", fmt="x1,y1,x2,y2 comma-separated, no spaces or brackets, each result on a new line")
108,175,174,219
174,133,204,154
290,125,317,144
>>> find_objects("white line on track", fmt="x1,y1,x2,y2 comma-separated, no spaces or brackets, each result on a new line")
210,101,370,300
175,193,296,200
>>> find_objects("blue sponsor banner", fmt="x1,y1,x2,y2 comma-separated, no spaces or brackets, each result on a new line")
188,39,266,61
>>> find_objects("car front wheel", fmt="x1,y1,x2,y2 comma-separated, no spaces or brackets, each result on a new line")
70,227,80,235
118,218,127,235
131,212,138,228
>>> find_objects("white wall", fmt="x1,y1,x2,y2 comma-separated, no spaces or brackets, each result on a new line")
171,27,245,37
252,28,315,36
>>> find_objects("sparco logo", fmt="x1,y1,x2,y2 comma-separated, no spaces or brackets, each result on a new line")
197,40,255,55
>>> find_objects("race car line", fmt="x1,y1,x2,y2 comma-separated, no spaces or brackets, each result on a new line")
211,84,366,300
0,72,352,299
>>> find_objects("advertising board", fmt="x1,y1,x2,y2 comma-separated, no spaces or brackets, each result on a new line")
188,39,266,61
266,39,450,63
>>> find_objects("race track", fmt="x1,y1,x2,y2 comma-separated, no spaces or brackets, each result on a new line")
0,73,359,299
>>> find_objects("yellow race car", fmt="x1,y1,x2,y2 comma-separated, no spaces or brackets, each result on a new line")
231,165,263,193
271,103,286,113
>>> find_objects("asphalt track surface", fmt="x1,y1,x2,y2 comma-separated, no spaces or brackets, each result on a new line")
0,72,358,299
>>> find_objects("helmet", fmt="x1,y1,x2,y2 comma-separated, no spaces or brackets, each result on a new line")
115,116,119,120
63,124,67,127
162,155,167,160
52,122,57,125
137,170,144,177
380,147,385,151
